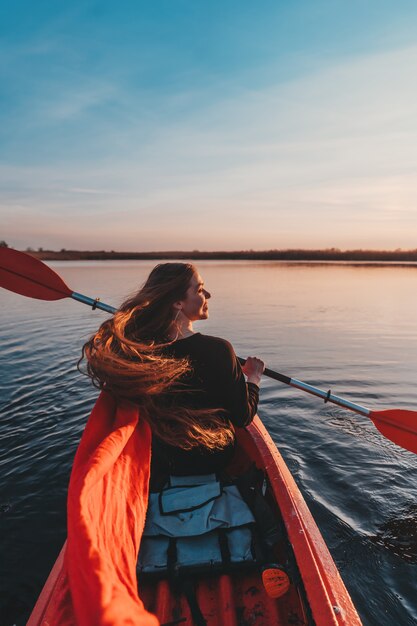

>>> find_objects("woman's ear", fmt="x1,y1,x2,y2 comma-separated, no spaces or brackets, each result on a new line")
173,302,182,312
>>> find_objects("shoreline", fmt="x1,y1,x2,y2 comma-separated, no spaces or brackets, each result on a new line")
19,248,417,263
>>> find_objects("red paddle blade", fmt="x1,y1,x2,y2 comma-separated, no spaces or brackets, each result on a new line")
0,248,72,301
370,409,417,454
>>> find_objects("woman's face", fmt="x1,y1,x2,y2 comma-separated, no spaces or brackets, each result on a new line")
179,272,211,321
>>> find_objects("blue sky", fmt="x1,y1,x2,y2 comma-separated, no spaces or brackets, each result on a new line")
2,1,417,251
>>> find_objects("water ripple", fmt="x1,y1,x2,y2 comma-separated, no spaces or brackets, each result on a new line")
1,262,417,626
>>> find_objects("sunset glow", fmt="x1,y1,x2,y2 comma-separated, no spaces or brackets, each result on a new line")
1,2,417,251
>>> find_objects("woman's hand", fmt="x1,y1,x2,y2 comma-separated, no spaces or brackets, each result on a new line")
241,356,265,387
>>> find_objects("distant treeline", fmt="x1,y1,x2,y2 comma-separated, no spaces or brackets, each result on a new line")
24,248,417,262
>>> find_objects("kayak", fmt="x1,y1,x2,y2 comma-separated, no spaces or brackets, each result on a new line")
27,414,362,626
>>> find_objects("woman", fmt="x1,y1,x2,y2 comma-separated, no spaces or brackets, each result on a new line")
80,262,265,484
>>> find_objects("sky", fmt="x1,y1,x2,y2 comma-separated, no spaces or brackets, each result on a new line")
1,0,417,252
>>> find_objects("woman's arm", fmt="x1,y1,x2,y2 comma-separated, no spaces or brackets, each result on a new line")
219,341,264,428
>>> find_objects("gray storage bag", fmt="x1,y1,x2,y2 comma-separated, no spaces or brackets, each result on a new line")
138,473,257,577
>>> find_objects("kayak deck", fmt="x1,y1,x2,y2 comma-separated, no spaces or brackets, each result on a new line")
140,571,308,625
138,416,363,626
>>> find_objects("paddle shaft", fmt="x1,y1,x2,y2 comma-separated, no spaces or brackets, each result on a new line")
73,289,371,418
237,359,370,417
72,292,117,314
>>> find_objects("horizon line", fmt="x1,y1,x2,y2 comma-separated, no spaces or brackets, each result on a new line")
14,246,417,263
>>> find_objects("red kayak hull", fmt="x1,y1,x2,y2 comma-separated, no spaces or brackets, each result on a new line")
28,416,362,626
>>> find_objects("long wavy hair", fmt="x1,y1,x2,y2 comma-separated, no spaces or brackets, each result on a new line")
79,263,235,450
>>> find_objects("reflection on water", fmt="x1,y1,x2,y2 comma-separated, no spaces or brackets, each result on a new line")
1,261,417,626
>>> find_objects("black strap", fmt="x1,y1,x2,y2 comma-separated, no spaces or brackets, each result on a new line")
217,528,231,565
235,465,282,550
249,524,268,563
167,537,178,581
181,578,207,626
166,537,207,626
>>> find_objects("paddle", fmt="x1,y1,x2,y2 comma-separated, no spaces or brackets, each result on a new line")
237,359,417,455
1,247,416,454
0,247,115,313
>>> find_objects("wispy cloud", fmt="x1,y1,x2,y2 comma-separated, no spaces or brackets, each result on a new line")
42,82,118,122
67,187,111,195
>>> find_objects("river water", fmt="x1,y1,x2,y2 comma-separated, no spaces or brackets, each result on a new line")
0,260,416,625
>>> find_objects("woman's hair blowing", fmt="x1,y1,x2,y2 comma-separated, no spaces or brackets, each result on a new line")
79,263,235,450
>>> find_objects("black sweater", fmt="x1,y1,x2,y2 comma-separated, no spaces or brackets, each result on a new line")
150,332,259,480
